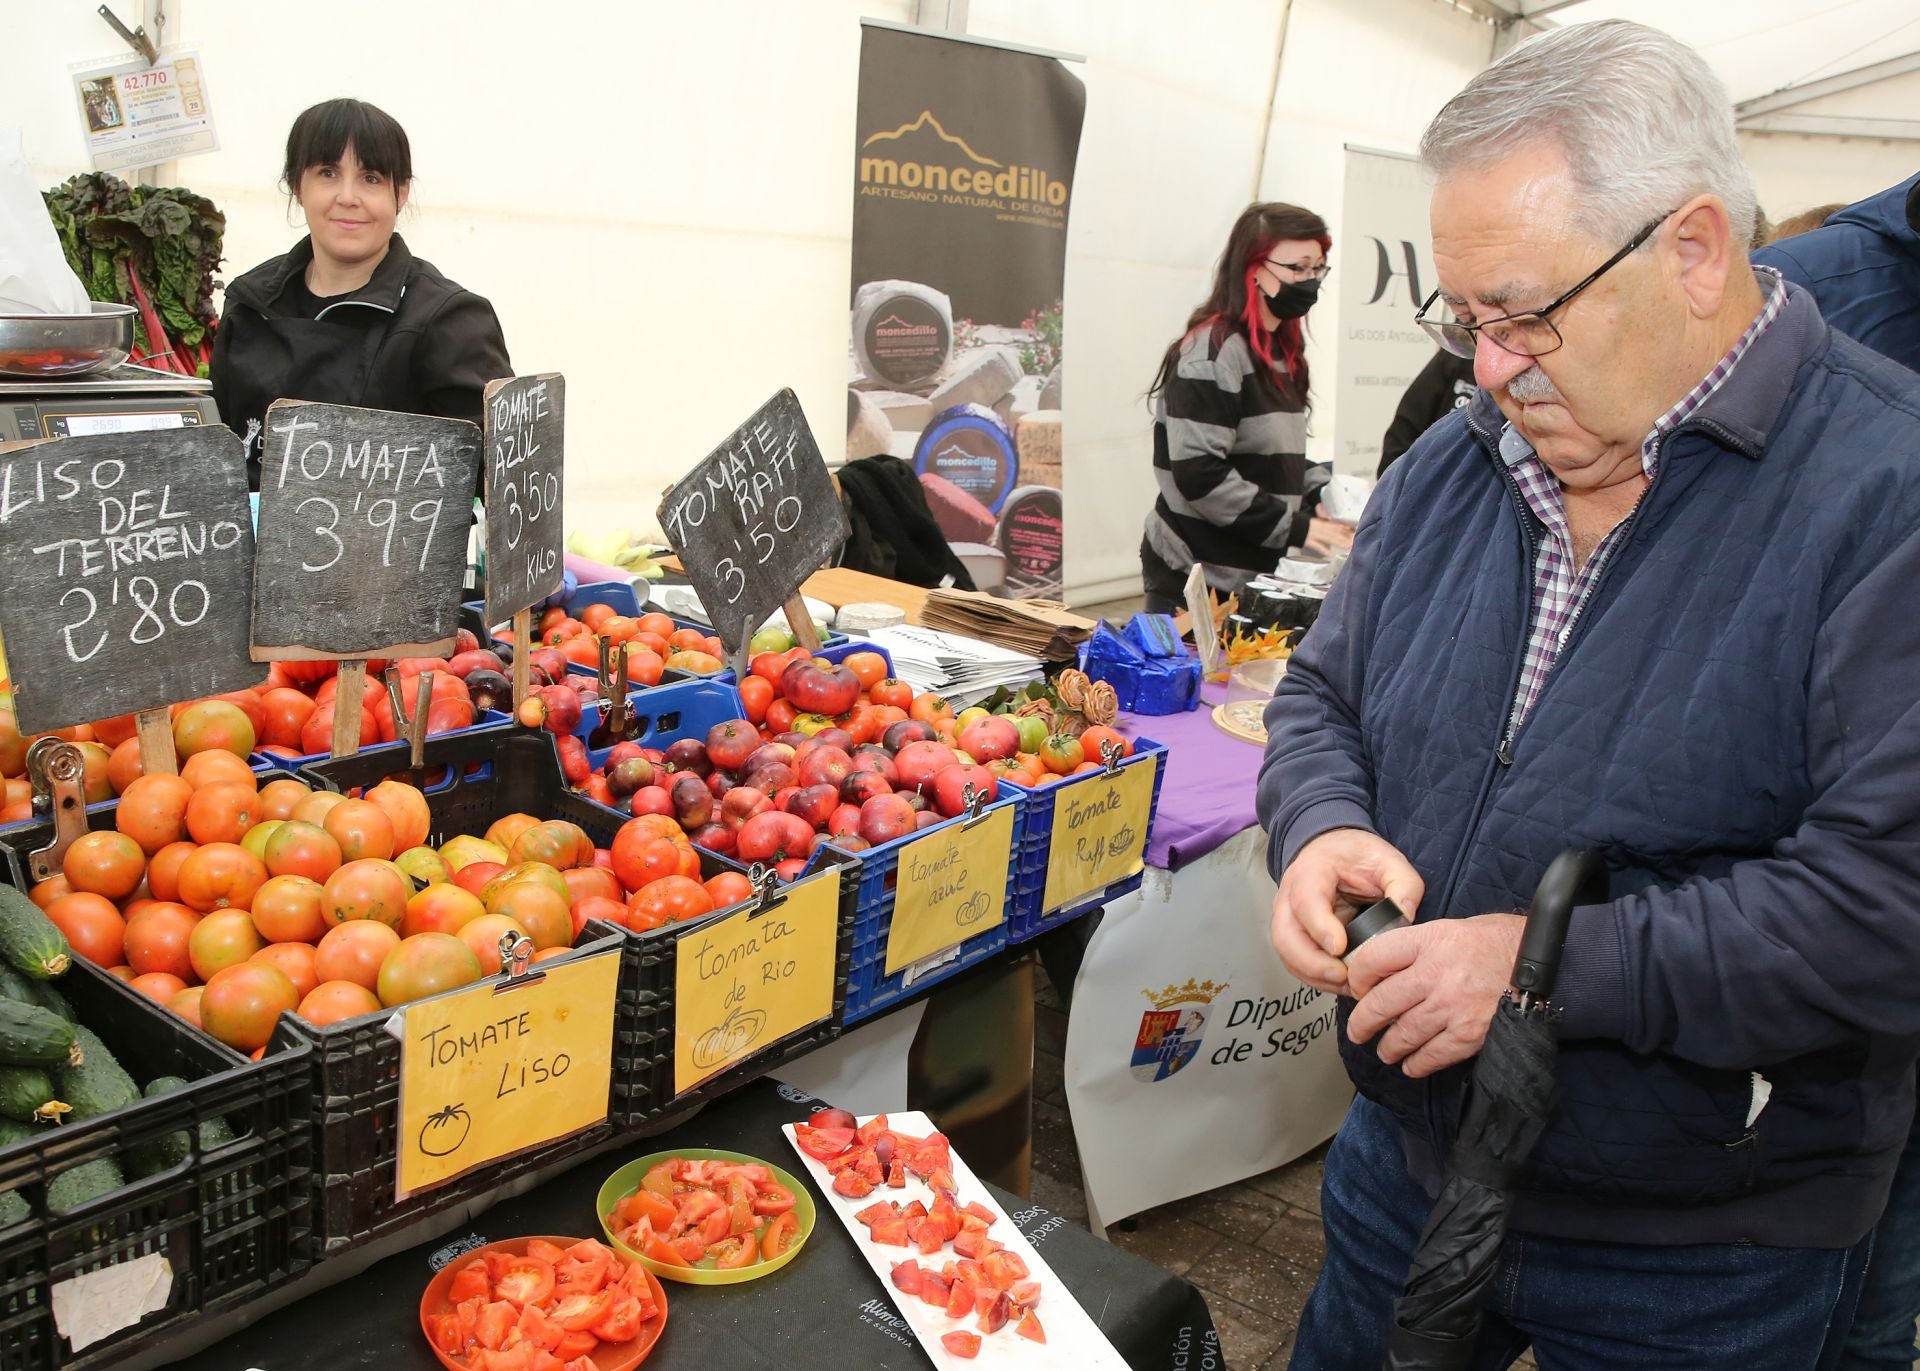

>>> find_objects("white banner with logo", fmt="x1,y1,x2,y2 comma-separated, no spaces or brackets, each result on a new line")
1063,826,1352,1227
1332,145,1441,475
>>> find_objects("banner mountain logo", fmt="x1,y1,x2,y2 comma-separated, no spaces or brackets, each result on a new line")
1131,979,1228,1083
859,110,1070,220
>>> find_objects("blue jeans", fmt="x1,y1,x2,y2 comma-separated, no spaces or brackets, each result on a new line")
1838,1087,1920,1369
1290,1097,1871,1371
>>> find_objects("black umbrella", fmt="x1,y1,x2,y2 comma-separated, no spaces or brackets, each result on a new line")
1380,847,1608,1370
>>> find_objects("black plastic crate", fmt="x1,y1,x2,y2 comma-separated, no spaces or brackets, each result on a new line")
608,848,858,1130
286,723,759,1253
0,961,312,1370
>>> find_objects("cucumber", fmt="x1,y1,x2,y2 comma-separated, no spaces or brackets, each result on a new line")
0,962,72,1021
0,1117,34,1147
0,1001,79,1068
0,1065,68,1124
126,1076,192,1179
0,886,70,980
0,1188,25,1227
52,1027,136,1121
46,1157,123,1212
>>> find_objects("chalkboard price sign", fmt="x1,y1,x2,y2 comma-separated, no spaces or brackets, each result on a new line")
483,375,567,628
658,389,850,657
252,400,482,661
0,426,263,735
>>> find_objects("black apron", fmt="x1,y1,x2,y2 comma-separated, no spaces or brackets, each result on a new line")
229,304,394,487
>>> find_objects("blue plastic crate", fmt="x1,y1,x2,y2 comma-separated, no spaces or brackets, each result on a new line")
832,788,1026,1026
581,678,750,766
1001,738,1168,944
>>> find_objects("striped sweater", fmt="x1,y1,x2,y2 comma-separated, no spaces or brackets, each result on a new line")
1142,326,1326,595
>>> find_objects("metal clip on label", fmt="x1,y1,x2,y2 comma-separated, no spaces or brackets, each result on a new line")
960,782,991,830
745,862,789,918
492,931,545,994
25,739,88,884
1101,739,1125,777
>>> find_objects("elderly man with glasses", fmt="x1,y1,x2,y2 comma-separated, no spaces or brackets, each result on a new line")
1258,20,1920,1370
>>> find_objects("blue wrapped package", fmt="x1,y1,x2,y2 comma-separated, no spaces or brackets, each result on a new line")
1124,612,1186,659
1081,619,1202,714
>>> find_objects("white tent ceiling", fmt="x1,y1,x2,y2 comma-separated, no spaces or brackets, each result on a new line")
1457,0,1920,135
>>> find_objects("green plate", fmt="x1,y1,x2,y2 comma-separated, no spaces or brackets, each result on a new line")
598,1147,816,1286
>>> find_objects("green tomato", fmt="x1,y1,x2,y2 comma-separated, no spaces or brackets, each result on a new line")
750,626,795,655
1013,715,1049,754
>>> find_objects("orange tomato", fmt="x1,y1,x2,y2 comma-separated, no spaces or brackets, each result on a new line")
168,985,204,1027
766,700,798,735
250,942,320,1002
401,883,487,939
601,615,639,645
483,813,539,854
256,777,314,822
704,871,754,907
259,688,318,752
376,933,483,1008
313,921,401,992
622,646,666,686
176,843,269,913
322,858,411,929
28,875,72,910
116,774,194,854
457,913,527,974
667,627,709,653
213,690,268,741
124,901,199,979
188,908,264,981
174,700,257,760
509,819,590,871
298,979,382,1026
323,799,396,862
842,652,889,690
181,749,258,791
106,737,144,794
561,866,622,910
364,780,431,853
1076,725,1132,766
45,892,126,966
636,612,676,640
249,874,329,943
579,603,617,633
89,713,139,748
909,693,956,730
200,962,299,1053
867,705,909,734
739,676,775,725
262,820,343,883
490,883,573,951
129,971,188,1002
74,742,114,805
571,895,630,934
288,790,347,828
611,833,686,893
185,780,261,846
628,875,714,928
63,830,146,901
145,841,196,904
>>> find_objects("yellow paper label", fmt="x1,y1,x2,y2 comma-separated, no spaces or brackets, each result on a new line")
396,949,620,1198
1042,756,1158,913
885,803,1014,974
674,870,839,1095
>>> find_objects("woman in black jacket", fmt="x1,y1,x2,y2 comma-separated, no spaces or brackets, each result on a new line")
1139,202,1346,613
210,98,510,487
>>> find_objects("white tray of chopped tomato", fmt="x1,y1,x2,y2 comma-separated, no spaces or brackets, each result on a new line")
784,1109,1128,1368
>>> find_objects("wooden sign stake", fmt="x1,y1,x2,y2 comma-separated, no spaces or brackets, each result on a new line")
134,708,178,777
729,614,755,685
511,609,533,712
784,594,823,653
331,660,367,758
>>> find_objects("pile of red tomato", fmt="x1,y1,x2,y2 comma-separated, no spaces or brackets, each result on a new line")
509,605,728,684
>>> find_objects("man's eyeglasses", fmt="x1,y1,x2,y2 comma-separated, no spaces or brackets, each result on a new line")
1413,209,1675,360
1264,259,1331,282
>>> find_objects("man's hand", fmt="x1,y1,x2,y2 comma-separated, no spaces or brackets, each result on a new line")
1346,914,1525,1078
1304,517,1356,557
1271,829,1424,995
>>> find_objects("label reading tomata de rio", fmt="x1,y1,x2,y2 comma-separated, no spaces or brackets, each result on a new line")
673,870,839,1095
885,804,1014,974
1042,756,1157,914
395,949,619,1198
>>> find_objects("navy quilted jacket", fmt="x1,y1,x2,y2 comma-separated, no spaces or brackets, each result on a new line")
1258,284,1920,1248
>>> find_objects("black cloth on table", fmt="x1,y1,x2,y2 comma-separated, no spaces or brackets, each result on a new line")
175,1078,1220,1370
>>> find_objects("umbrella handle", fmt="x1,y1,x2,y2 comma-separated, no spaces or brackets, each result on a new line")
1511,848,1607,1000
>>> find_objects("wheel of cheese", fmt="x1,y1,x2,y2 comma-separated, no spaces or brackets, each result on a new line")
912,404,1018,514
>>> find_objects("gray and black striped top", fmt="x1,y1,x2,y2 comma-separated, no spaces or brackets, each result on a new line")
1142,326,1326,594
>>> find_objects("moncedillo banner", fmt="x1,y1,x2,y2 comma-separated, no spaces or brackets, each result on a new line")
845,23,1084,600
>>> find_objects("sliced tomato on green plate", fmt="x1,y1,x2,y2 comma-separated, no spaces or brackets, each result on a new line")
710,1235,759,1270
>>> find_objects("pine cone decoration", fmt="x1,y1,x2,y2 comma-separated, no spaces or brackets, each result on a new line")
1013,698,1056,726
1055,669,1091,712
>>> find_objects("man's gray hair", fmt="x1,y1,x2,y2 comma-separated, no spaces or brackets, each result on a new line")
1420,19,1757,250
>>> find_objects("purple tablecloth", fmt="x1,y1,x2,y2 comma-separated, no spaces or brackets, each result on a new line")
1123,680,1264,872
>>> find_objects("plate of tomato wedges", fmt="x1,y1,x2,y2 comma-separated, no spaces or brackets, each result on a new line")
419,1235,668,1371
597,1147,816,1286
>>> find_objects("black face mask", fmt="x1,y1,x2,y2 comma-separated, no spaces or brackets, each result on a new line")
1263,277,1321,321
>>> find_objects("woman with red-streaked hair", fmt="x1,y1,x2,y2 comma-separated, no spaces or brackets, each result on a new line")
1140,202,1347,612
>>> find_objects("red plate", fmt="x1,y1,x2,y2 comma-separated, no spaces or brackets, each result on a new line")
418,1234,669,1371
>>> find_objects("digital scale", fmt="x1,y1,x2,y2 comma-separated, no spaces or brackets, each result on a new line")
0,360,220,444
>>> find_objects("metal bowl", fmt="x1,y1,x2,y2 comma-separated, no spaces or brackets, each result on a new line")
0,302,137,379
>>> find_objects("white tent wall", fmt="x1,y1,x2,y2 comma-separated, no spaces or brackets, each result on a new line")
6,2,1914,606
1740,71,1920,222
